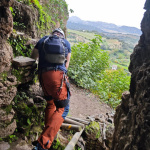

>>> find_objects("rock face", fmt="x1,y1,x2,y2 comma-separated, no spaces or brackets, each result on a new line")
84,114,114,150
0,41,13,73
111,0,150,150
0,141,10,150
0,5,13,40
12,56,36,83
0,77,17,106
12,1,38,38
0,120,17,138
0,0,13,73
12,0,68,38
0,0,14,7
0,0,17,138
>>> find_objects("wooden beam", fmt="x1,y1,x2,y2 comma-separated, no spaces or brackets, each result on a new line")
66,116,90,125
61,123,82,132
64,128,85,150
64,118,85,127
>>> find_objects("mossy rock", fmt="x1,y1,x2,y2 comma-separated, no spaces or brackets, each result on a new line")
13,91,45,138
85,121,101,140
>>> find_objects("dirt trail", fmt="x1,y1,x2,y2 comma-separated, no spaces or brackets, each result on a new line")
69,82,113,119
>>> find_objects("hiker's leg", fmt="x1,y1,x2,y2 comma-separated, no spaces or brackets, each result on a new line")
40,71,59,126
45,100,56,126
38,104,69,149
37,70,70,149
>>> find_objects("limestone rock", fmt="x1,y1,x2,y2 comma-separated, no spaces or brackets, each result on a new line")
15,140,33,150
28,82,44,99
112,22,150,150
7,75,17,82
0,141,10,150
0,75,17,107
0,119,16,138
0,7,13,39
105,124,114,148
0,41,13,74
0,0,14,7
0,109,15,123
85,121,100,141
85,121,106,150
12,1,38,38
27,98,34,106
112,0,150,149
13,56,36,67
0,84,17,106
12,56,37,83
57,132,69,147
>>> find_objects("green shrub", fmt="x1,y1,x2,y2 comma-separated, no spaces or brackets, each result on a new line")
8,35,33,57
94,69,130,108
68,35,109,89
13,91,45,136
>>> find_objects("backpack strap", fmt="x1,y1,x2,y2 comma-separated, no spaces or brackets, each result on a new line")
42,36,50,54
60,38,66,62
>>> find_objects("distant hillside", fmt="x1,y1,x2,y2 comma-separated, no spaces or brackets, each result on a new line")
67,16,142,36
67,29,140,71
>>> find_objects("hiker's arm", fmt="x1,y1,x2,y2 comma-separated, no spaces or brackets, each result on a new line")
31,48,39,60
66,53,71,69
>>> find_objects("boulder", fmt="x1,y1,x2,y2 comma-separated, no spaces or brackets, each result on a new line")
13,56,36,67
0,119,16,138
15,140,33,150
0,85,17,106
0,108,15,123
0,76,17,107
12,56,36,83
0,141,10,150
0,41,13,74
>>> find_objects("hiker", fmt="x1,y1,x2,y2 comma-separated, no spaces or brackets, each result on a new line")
31,28,71,150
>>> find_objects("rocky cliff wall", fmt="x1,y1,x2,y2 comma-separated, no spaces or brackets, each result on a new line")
12,0,68,38
0,0,17,138
111,0,150,149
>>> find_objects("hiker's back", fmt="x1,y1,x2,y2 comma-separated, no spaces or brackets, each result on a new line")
36,35,68,70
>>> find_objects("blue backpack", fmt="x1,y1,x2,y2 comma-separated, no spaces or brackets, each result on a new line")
42,35,67,64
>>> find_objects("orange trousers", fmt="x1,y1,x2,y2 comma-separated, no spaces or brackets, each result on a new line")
38,70,70,149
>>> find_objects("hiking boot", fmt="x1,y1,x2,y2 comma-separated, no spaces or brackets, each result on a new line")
32,143,48,150
32,140,38,146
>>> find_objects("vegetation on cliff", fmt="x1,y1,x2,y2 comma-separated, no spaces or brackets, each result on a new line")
10,0,69,37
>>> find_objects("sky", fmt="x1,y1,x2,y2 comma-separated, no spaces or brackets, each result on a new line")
65,0,146,29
